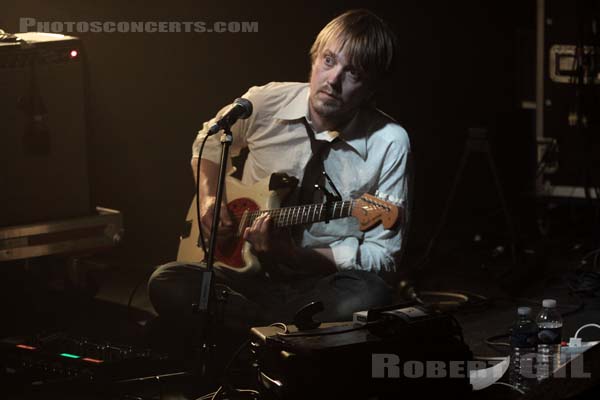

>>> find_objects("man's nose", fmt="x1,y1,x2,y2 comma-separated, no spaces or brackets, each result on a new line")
326,65,343,90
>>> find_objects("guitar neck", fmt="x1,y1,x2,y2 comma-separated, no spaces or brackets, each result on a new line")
242,200,355,229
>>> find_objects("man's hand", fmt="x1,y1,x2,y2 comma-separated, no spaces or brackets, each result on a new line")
200,196,234,240
242,213,295,261
192,157,234,241
243,213,338,276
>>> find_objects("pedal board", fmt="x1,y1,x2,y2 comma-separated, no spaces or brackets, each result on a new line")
0,332,181,395
250,303,473,399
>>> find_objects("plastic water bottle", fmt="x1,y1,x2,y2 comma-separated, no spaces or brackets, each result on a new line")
536,299,563,381
509,306,538,391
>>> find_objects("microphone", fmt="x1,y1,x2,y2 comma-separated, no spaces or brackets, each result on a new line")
207,98,253,135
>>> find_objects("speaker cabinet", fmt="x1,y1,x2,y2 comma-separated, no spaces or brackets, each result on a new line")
0,33,91,226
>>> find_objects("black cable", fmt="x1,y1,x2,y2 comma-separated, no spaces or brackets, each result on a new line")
195,133,211,255
223,339,251,376
484,333,510,349
215,339,259,400
493,382,525,395
579,247,600,266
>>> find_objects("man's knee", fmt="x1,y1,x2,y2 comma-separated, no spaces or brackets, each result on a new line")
332,270,393,304
360,271,394,306
147,262,205,318
321,270,393,321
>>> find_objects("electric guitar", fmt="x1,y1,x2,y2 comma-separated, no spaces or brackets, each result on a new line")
177,172,402,275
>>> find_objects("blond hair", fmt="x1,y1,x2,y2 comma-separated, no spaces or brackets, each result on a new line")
310,9,397,81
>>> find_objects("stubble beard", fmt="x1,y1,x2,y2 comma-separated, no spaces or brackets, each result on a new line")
309,93,344,122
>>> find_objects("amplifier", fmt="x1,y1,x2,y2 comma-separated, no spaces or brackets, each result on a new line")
0,32,91,227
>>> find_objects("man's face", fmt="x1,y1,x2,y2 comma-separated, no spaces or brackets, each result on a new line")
309,37,374,128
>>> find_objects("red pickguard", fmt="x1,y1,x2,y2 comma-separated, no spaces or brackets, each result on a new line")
213,197,259,269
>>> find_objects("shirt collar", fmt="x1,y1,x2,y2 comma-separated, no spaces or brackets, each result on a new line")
334,109,368,160
274,84,368,160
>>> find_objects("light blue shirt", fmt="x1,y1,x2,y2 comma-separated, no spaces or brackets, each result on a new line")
193,82,411,273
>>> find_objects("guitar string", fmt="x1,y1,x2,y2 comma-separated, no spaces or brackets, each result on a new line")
227,197,390,233
250,201,385,229
245,200,355,227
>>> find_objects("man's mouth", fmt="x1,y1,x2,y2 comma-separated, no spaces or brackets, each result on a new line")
319,90,339,101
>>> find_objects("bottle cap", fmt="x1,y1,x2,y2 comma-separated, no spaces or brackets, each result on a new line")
517,306,532,316
542,299,557,308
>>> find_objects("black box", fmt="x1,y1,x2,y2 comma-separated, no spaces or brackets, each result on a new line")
0,32,91,226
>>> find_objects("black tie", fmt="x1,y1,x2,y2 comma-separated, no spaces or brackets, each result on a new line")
298,119,331,206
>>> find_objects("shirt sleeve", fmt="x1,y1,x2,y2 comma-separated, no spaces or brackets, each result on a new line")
331,132,412,273
191,86,264,163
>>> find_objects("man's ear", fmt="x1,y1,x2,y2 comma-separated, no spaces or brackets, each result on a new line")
365,75,388,106
363,86,377,107
307,62,315,84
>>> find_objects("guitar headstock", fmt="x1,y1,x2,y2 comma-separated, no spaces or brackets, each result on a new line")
351,194,402,231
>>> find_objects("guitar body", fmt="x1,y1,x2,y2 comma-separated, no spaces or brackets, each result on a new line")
177,172,401,275
177,173,296,275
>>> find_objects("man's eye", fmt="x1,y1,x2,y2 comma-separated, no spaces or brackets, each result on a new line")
324,55,334,65
348,69,361,80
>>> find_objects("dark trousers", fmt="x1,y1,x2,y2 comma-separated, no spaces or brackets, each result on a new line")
148,261,394,329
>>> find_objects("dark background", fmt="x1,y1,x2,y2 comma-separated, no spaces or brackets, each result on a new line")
0,0,537,269
5,4,600,399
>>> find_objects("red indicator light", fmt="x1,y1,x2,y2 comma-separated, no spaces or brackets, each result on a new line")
82,357,103,363
69,49,78,58
16,344,36,350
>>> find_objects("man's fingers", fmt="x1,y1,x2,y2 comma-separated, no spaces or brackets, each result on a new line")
220,203,233,226
200,209,214,235
244,213,272,253
264,214,273,231
254,213,266,229
199,200,234,241
245,229,265,252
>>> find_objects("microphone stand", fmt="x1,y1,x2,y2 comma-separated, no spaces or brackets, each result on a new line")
192,125,233,380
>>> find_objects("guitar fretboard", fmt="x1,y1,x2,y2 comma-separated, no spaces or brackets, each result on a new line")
241,200,355,231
